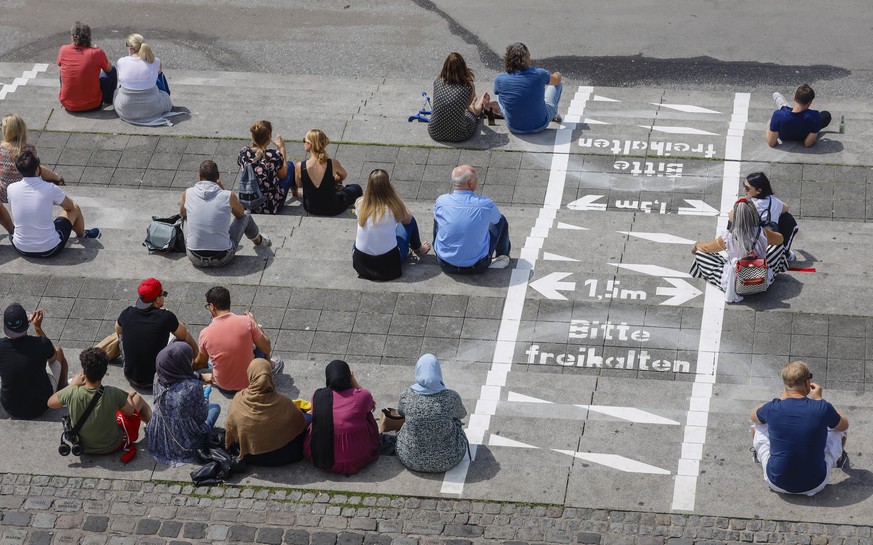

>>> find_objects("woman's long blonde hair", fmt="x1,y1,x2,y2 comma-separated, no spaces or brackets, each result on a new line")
305,129,330,164
126,33,155,64
2,114,28,157
357,169,407,228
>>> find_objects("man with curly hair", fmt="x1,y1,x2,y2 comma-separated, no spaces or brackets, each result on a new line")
56,21,117,111
493,42,563,134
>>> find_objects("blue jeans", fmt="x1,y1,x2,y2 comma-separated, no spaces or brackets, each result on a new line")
434,215,511,274
276,161,295,212
205,403,221,429
507,82,563,134
395,216,423,260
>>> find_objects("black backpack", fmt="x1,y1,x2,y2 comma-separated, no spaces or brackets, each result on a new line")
236,162,266,211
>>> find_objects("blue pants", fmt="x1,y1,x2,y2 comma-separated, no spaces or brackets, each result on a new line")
205,403,221,429
395,216,423,260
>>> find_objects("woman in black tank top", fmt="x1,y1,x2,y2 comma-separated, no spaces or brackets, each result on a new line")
295,130,362,216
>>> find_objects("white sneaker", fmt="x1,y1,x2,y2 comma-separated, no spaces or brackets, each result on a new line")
256,234,272,247
489,255,510,269
270,356,284,376
787,250,797,262
773,92,789,109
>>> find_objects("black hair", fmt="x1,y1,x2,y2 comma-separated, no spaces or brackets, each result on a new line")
205,286,231,311
71,22,92,48
745,172,775,198
80,347,109,382
15,150,40,177
794,84,815,106
199,160,219,182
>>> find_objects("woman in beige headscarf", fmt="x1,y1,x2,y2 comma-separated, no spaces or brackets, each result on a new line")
225,359,308,466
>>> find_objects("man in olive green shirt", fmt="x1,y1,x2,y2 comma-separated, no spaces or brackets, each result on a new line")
49,347,151,459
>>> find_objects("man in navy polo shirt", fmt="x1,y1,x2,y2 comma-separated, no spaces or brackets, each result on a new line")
765,84,832,148
750,361,849,496
493,42,563,134
433,165,511,274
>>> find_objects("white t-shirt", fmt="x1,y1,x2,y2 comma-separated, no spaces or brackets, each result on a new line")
8,177,67,252
354,203,399,256
117,55,161,91
720,229,767,261
753,195,784,225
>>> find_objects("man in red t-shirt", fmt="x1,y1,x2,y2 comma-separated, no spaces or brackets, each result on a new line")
56,21,116,111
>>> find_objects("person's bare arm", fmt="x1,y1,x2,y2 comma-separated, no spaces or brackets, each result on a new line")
247,312,271,358
274,135,288,179
114,321,123,337
750,403,764,423
31,310,46,337
549,72,562,85
193,346,209,370
781,203,790,214
332,159,348,183
803,131,819,148
173,322,199,359
834,410,849,432
764,229,784,246
48,373,85,408
229,193,246,219
691,237,725,254
765,128,779,147
179,192,187,218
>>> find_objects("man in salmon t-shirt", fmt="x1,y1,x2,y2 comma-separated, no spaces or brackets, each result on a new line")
56,21,117,111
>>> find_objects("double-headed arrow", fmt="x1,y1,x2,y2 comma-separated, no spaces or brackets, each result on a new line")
529,270,702,306
567,195,718,215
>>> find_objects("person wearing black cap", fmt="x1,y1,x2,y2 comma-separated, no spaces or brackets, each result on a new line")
0,303,69,419
110,278,197,388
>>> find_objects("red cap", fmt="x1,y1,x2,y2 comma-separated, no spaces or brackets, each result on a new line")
136,278,164,308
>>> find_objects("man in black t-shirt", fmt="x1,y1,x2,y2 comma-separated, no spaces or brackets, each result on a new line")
0,303,69,419
114,278,197,388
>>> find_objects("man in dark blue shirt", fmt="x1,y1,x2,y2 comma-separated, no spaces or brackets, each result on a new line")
493,42,563,134
765,84,832,148
751,361,848,496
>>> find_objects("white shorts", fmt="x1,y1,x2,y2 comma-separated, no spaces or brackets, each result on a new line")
752,422,845,496
47,359,62,392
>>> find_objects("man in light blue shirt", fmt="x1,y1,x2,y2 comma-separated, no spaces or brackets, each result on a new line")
493,42,563,134
433,165,511,274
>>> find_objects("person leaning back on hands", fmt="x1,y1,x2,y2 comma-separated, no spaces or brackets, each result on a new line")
750,361,849,496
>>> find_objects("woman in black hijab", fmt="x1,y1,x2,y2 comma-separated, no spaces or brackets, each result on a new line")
305,360,380,475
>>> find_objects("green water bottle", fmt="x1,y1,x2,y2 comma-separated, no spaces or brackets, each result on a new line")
838,115,845,134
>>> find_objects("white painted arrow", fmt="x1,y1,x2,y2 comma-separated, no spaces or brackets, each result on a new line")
609,263,692,278
576,405,680,425
529,272,576,300
507,392,554,404
642,126,719,136
582,118,610,125
651,103,722,114
657,278,703,306
592,95,620,102
678,199,719,216
554,450,671,474
543,252,579,262
618,232,697,245
488,435,539,449
567,195,606,211
557,222,588,230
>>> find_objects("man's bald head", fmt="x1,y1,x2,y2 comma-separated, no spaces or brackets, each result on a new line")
451,165,477,191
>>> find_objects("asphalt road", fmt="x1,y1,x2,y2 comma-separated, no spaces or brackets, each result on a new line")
3,0,871,95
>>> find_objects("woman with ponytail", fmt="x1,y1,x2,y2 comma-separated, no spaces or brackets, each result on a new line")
294,130,362,216
238,120,293,214
690,198,789,302
114,33,181,126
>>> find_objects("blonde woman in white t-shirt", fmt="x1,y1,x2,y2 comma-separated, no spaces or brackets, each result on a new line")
352,169,430,281
113,34,180,126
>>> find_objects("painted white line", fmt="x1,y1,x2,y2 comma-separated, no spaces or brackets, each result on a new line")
592,95,620,102
0,64,49,100
678,200,719,216
653,103,722,114
557,222,588,230
619,232,697,245
554,450,671,474
670,92,749,512
609,263,691,278
439,85,593,495
643,126,719,136
582,118,610,125
507,392,554,404
488,435,540,449
576,405,680,426
542,252,579,262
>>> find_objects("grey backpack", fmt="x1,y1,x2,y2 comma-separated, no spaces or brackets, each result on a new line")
143,214,185,252
236,163,266,210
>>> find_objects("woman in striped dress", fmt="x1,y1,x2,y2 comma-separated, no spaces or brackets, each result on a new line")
690,198,788,302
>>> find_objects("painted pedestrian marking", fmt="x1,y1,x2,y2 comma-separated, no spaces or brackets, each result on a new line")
579,138,717,158
618,232,697,244
528,272,702,306
542,252,579,262
555,451,671,474
613,160,683,177
507,392,680,425
0,63,49,100
654,104,722,114
645,126,718,136
556,222,587,230
567,195,717,215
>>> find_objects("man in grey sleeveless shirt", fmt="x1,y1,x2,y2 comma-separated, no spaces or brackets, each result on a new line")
180,160,271,267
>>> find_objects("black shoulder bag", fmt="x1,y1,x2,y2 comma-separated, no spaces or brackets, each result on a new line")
58,386,104,456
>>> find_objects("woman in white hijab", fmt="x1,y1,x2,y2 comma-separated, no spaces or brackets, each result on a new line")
395,354,469,473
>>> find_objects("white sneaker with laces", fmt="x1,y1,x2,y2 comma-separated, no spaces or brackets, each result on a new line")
773,92,790,110
257,234,272,247
270,356,284,376
489,255,510,269
787,250,797,262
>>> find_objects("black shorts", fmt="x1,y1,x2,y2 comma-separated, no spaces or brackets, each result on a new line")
13,217,73,258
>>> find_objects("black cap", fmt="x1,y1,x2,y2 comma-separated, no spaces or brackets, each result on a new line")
3,304,28,339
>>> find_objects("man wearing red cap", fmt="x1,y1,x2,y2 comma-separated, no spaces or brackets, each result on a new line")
111,278,197,388
0,303,69,419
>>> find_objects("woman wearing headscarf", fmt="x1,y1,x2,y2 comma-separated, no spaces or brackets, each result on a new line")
395,354,469,473
690,198,788,303
147,342,220,465
225,359,308,466
304,360,379,475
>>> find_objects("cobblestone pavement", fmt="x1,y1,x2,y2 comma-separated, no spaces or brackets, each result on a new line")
1,472,869,545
